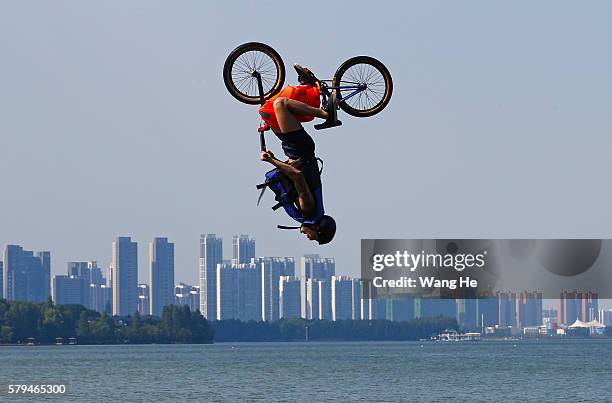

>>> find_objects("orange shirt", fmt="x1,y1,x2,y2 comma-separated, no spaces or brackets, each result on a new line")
258,85,321,130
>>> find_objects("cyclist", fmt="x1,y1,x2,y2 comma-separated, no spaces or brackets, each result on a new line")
258,65,338,245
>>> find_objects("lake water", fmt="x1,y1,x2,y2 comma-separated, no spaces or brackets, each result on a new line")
1,340,611,402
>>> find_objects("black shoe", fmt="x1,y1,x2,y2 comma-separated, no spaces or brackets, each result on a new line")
315,119,342,130
315,92,342,130
294,63,319,86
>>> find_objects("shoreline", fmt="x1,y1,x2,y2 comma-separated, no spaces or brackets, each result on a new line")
2,337,611,347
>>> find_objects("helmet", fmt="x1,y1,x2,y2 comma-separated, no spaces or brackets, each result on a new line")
315,215,336,245
276,215,337,245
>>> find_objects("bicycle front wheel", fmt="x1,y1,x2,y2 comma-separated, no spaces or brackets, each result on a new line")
223,42,285,105
333,56,393,117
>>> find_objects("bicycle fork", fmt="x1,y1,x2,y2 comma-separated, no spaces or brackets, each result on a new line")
252,71,267,151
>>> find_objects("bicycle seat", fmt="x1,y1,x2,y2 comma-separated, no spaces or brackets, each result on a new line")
294,63,319,86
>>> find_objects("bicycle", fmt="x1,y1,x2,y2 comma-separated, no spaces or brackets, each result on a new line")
223,42,393,150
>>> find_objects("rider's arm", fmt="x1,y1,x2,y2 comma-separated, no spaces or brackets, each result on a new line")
259,150,316,216
259,151,301,179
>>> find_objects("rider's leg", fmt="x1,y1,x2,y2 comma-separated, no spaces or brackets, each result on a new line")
274,97,328,133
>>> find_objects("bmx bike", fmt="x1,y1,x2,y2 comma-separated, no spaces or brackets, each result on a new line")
223,42,393,149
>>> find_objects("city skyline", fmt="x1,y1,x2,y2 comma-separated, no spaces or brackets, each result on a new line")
3,237,612,312
0,233,318,287
3,237,612,332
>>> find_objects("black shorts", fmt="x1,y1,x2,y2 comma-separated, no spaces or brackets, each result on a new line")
274,128,315,160
301,158,322,192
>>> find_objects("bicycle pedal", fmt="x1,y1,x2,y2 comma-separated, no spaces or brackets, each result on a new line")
315,120,342,130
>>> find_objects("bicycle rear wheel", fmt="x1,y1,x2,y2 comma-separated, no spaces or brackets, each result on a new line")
333,56,393,117
223,42,285,105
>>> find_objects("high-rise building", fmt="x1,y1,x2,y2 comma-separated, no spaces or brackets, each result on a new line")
279,276,301,319
305,278,320,320
107,264,113,289
558,290,598,324
456,299,479,329
370,298,389,320
351,279,361,320
89,261,105,287
138,284,150,316
498,292,517,327
360,299,371,320
53,275,82,305
111,237,138,316
257,257,294,321
175,283,200,313
558,290,578,325
216,263,235,320
299,254,335,280
0,261,3,299
580,292,598,322
3,245,50,302
477,294,499,327
299,255,335,318
331,276,357,321
216,262,262,321
418,298,456,320
232,234,255,265
199,234,223,319
87,261,110,313
66,262,91,307
53,261,108,311
318,280,333,320
305,279,333,320
360,281,390,321
90,283,112,314
516,291,543,328
67,261,89,277
149,237,175,317
386,298,415,322
360,281,372,320
38,251,51,301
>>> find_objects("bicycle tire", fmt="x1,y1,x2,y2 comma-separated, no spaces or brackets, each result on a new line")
333,56,393,117
223,42,285,105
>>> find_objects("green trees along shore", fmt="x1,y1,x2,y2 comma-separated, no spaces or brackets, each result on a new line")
213,317,458,342
0,299,459,345
0,299,214,344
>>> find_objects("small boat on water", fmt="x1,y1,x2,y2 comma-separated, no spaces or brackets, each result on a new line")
433,330,481,341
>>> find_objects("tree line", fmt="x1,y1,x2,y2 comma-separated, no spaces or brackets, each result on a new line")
0,298,459,344
0,299,214,344
212,317,459,342
3,299,611,344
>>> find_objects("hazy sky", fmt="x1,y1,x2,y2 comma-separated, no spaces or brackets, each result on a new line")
1,1,611,288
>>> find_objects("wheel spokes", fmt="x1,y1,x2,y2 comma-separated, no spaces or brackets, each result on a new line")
339,63,386,111
231,50,279,97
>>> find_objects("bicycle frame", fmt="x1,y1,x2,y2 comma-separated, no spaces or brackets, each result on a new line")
320,80,367,104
